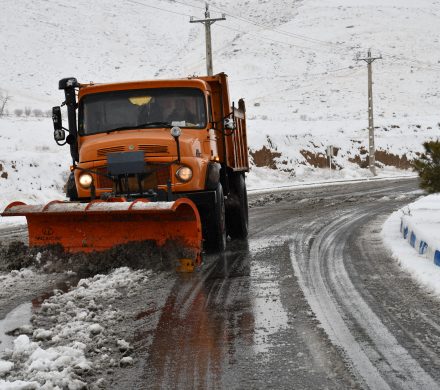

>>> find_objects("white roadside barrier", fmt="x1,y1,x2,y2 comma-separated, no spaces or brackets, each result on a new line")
400,194,440,268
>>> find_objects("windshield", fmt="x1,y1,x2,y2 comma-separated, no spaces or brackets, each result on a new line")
79,88,207,135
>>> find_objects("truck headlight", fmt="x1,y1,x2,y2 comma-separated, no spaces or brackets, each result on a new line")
79,173,93,189
176,166,192,182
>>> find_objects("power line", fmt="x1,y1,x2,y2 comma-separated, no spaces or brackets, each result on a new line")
167,0,206,11
187,0,351,49
230,65,361,83
128,0,440,75
127,0,193,17
131,0,315,52
214,23,320,52
179,20,328,71
244,67,364,102
152,0,349,53
185,0,440,71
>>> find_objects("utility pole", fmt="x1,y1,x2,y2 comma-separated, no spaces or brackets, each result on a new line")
356,49,382,176
190,3,225,76
326,145,333,175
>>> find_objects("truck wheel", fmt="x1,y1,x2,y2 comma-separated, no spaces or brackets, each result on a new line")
66,173,78,201
206,183,227,252
227,173,248,239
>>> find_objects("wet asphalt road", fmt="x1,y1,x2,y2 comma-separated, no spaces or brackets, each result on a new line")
2,178,440,389
108,177,440,389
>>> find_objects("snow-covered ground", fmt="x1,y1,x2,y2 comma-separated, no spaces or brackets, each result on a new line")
0,118,70,211
1,0,439,207
1,0,440,386
0,115,420,214
0,268,147,389
382,193,440,297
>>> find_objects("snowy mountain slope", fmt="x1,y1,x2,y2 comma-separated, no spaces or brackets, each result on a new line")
0,0,438,207
1,0,439,117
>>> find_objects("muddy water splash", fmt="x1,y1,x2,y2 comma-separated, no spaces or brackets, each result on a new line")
0,240,185,277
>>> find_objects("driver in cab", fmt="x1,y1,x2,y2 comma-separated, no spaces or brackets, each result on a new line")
152,96,197,125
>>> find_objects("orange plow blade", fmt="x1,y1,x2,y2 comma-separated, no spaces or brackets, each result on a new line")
2,198,202,265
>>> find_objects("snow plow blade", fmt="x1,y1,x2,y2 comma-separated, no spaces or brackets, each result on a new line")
2,198,202,265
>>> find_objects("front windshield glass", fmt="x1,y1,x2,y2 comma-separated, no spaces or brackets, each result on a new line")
79,88,207,135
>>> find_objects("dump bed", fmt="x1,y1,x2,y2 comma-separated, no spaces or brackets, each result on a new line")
199,73,249,172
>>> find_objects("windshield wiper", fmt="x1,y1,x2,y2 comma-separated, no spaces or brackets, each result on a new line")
105,122,173,133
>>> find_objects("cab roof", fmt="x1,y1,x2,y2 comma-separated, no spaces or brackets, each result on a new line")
78,78,210,99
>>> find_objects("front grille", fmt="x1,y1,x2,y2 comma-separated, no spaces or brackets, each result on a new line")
97,146,125,158
97,145,168,158
95,164,171,190
138,144,169,155
95,167,113,189
154,165,171,185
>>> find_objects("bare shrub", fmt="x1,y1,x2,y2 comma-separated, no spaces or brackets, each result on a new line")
32,109,43,117
14,108,24,117
0,90,10,117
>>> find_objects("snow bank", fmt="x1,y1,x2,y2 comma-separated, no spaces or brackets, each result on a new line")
0,267,147,388
399,194,440,266
0,379,39,390
382,194,440,296
0,269,35,287
0,118,69,211
0,360,13,376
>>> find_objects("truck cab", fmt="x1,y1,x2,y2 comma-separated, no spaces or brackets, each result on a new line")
53,73,249,251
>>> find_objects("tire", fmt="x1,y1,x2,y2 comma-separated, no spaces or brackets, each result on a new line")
226,173,249,239
205,183,227,252
66,173,78,201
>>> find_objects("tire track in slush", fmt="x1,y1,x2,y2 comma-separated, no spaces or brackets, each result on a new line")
0,223,27,244
290,209,438,390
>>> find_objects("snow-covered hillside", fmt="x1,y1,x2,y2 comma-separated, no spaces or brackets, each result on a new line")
2,0,440,117
1,0,438,205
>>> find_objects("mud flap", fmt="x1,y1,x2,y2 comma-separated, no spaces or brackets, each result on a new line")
2,198,202,266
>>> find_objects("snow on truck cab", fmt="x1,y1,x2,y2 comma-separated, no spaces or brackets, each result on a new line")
45,73,249,258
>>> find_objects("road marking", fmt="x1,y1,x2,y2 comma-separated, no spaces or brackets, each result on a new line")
290,210,438,390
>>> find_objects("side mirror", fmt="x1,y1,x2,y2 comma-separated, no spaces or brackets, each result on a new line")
52,106,69,144
54,128,66,142
52,106,62,131
224,117,236,131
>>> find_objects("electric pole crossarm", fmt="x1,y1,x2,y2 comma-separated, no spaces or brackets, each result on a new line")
190,17,226,23
357,53,383,64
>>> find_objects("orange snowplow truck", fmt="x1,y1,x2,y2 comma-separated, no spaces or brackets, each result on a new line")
2,73,249,265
